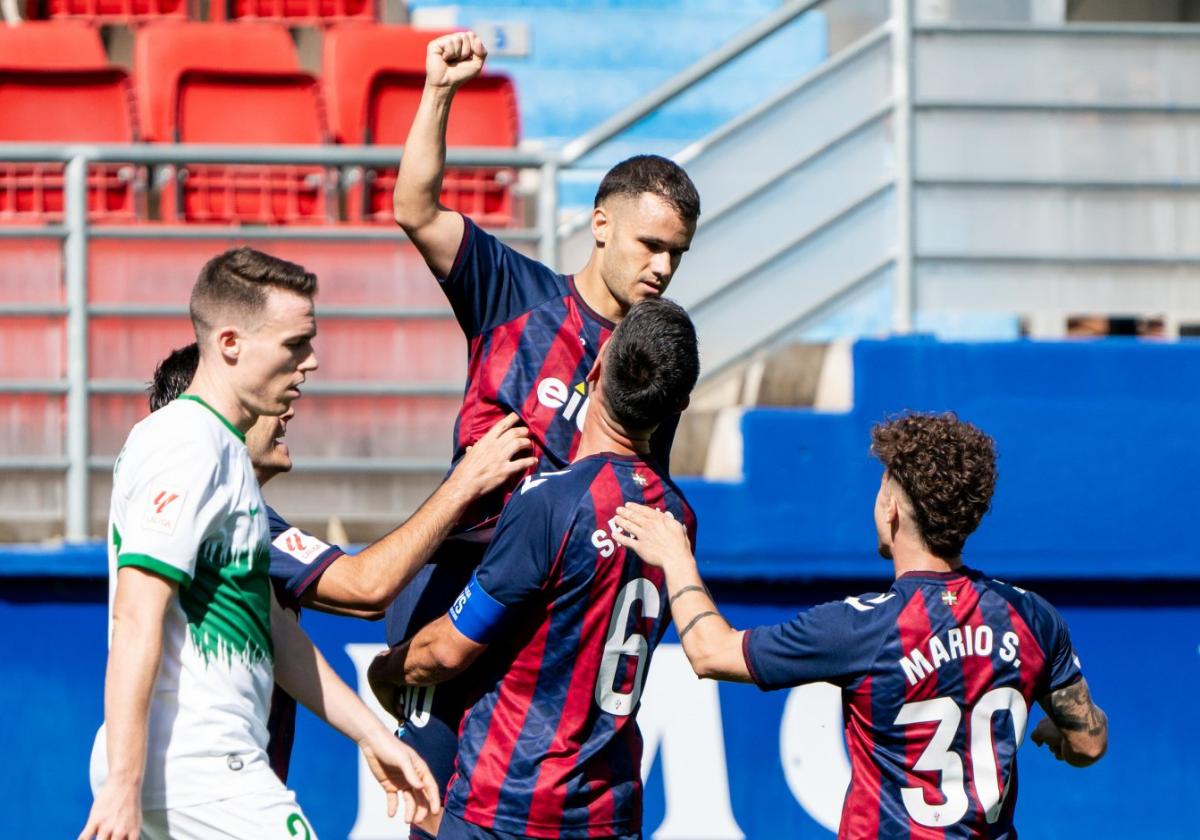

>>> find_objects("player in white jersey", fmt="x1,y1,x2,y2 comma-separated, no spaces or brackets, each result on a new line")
81,248,440,840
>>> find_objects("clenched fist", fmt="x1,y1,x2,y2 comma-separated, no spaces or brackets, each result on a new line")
426,31,488,89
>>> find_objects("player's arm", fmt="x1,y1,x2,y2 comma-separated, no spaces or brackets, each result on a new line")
613,503,752,683
78,566,175,840
369,485,557,714
1032,677,1108,767
269,594,440,822
393,31,488,277
370,612,488,699
302,413,535,615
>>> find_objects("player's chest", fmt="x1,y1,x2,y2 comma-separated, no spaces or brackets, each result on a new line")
475,305,611,442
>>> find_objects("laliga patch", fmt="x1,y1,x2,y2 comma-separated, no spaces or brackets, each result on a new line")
142,487,187,536
273,527,330,565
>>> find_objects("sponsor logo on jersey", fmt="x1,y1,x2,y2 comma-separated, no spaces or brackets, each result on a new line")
143,487,187,535
536,376,590,432
272,527,331,565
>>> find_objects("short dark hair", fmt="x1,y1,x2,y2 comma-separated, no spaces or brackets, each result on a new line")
148,343,199,411
189,247,317,340
601,298,699,433
594,155,700,225
870,412,998,559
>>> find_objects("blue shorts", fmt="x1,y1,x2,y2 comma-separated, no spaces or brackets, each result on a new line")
386,540,488,796
436,810,641,840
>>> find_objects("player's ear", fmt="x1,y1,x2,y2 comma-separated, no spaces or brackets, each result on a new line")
591,204,610,246
586,352,602,384
216,326,242,362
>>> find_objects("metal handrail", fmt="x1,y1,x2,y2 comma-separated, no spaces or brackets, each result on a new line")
687,181,894,315
674,24,893,167
558,0,830,164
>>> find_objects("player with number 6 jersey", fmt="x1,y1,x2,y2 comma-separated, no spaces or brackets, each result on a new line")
370,299,701,839
612,412,1109,840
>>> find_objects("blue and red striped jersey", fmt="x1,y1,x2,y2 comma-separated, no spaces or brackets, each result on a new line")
440,217,675,536
263,505,344,782
744,568,1083,839
445,453,696,838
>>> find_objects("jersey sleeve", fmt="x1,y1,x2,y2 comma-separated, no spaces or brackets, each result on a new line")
266,506,345,610
1029,592,1084,694
439,215,565,338
743,598,889,691
472,479,567,608
114,437,227,587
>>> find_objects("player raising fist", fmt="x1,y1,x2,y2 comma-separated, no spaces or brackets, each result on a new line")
386,27,701,840
425,30,488,89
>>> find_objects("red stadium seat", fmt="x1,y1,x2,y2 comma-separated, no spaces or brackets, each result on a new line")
229,0,374,25
322,24,521,226
135,22,332,224
0,23,143,223
46,0,186,25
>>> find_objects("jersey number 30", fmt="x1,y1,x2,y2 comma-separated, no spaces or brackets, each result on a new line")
595,578,660,716
894,687,1029,827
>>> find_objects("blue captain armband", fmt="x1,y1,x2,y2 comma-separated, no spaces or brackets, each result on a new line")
448,572,508,644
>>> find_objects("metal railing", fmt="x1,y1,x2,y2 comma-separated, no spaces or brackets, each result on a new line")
0,144,561,540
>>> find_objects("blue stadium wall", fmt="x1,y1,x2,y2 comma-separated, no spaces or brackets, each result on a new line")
3,338,1197,838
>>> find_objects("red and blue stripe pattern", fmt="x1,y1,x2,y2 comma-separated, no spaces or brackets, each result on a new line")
446,454,695,838
438,218,674,535
746,568,1081,839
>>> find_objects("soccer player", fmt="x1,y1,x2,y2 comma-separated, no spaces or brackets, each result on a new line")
612,412,1109,839
369,298,700,840
146,343,535,782
81,249,440,840
387,29,701,837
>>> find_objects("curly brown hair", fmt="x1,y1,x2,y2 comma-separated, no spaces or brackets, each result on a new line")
870,412,998,559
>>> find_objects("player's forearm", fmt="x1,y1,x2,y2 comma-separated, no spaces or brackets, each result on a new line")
271,603,390,744
311,478,471,613
102,606,165,787
397,616,480,686
393,84,455,230
662,559,751,683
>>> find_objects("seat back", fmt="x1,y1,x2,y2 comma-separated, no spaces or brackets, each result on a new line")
0,27,142,222
366,71,518,147
321,24,454,144
46,0,187,24
231,0,374,24
136,21,302,142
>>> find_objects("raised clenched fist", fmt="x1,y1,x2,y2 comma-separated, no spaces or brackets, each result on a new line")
425,31,488,89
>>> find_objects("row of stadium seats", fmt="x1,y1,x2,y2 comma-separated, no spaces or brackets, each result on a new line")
28,0,375,25
0,21,520,225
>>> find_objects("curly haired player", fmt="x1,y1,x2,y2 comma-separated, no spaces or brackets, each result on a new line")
612,411,1108,840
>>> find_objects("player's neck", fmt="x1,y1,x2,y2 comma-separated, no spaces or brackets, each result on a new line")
184,364,256,434
574,258,625,324
891,544,964,579
574,403,651,462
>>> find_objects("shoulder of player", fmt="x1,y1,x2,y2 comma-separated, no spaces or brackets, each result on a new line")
836,588,907,621
120,402,226,475
267,509,342,568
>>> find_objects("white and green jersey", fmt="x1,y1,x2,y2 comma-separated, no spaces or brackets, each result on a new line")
91,395,277,809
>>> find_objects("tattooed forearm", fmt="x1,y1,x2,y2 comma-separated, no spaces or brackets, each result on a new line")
669,584,708,605
679,611,719,639
1047,678,1107,737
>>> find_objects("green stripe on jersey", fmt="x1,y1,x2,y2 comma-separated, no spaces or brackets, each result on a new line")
177,394,246,443
182,538,273,667
117,553,193,587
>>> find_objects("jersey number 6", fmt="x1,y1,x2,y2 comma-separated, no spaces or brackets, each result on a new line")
594,578,660,716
